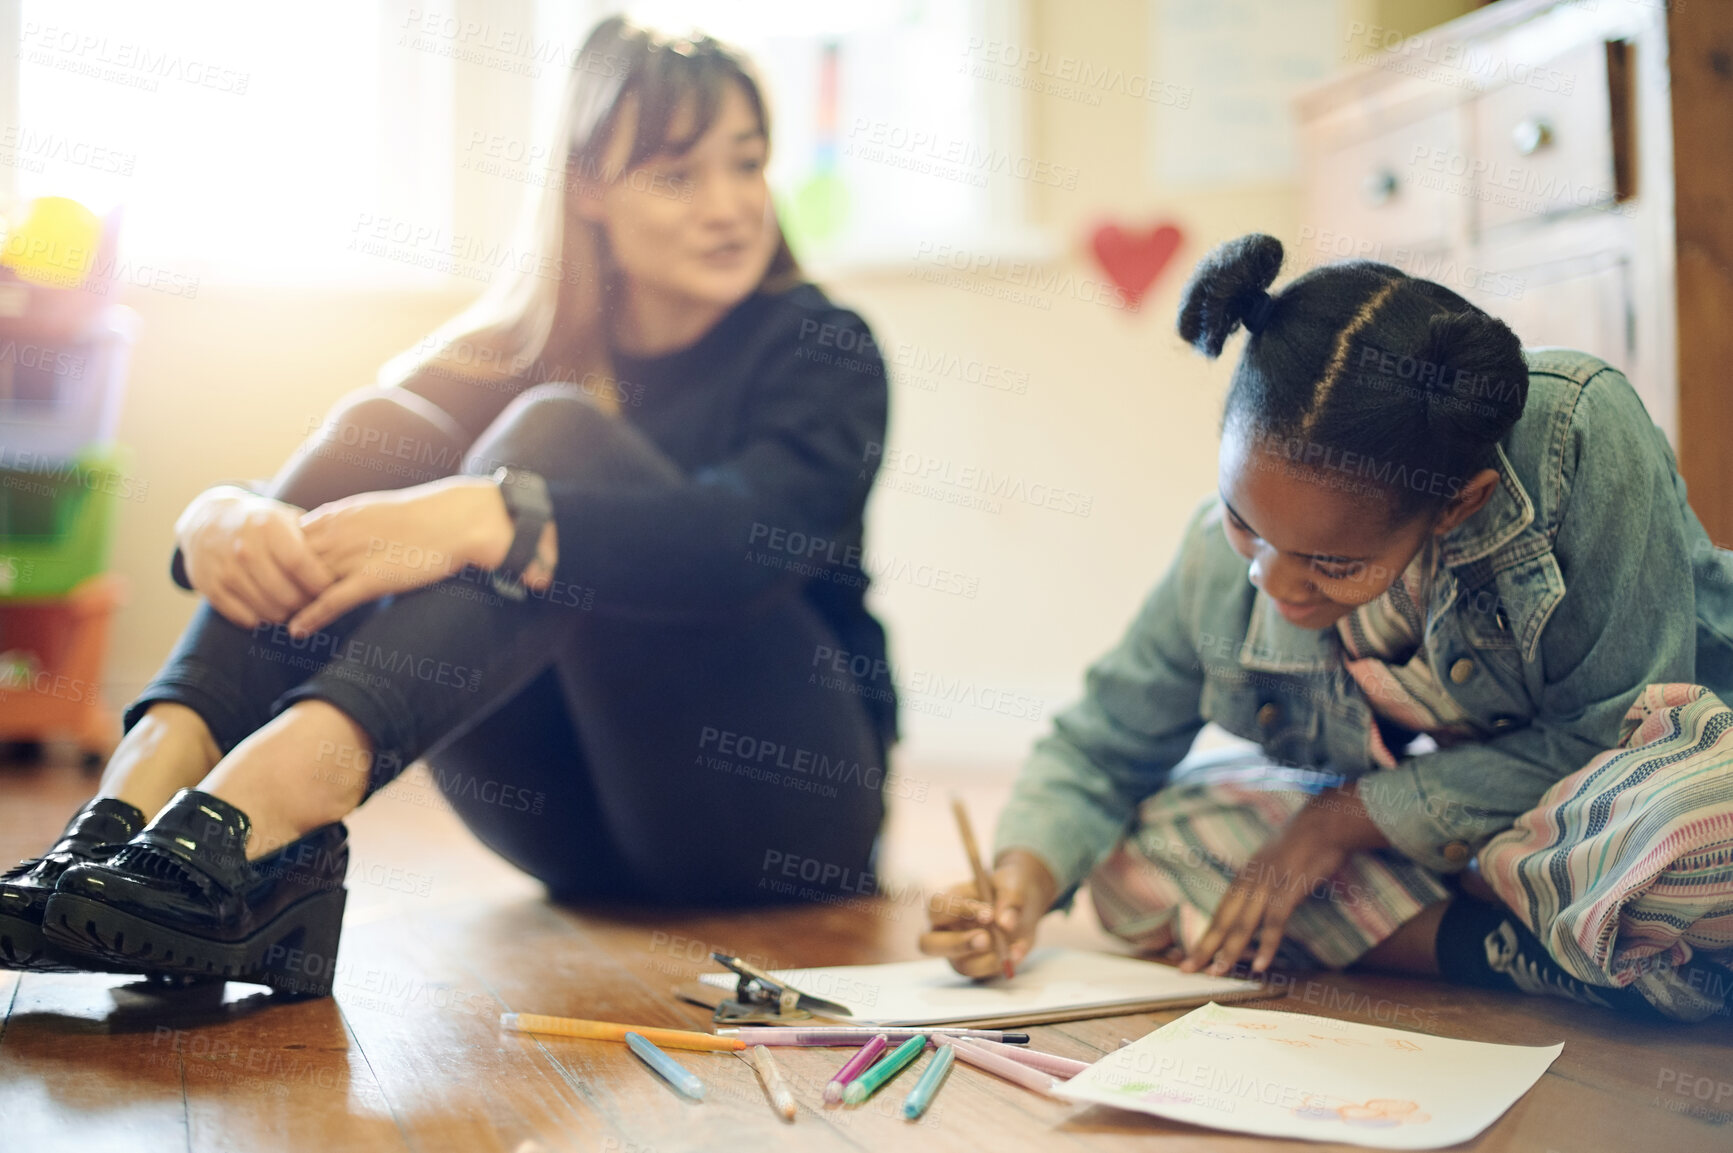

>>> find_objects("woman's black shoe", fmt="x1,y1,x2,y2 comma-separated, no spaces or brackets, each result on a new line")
42,789,349,997
0,796,145,972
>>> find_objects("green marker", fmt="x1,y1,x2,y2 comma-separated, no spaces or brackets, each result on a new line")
901,1042,956,1120
842,1033,926,1105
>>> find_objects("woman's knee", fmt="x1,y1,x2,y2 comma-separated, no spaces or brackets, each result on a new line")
313,387,470,476
461,384,613,477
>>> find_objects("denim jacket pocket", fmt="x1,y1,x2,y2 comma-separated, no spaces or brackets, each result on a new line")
1428,558,1554,733
1200,667,1322,768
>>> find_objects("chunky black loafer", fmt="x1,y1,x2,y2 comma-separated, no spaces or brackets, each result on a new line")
1,796,146,972
43,789,349,997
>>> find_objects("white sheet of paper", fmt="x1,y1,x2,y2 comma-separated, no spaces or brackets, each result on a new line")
1056,1002,1563,1149
696,948,1262,1025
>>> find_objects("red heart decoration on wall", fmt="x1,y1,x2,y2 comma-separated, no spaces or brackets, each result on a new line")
1088,221,1184,311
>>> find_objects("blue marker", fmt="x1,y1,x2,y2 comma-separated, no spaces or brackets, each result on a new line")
901,1042,956,1120
625,1030,707,1100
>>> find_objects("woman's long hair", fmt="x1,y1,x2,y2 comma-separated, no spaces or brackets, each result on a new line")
376,16,804,414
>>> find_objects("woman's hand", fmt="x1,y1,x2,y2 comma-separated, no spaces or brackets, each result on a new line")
286,475,557,637
1181,783,1388,976
919,848,1059,979
176,485,338,630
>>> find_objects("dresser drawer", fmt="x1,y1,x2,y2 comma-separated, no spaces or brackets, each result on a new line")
1469,39,1626,233
1304,106,1463,259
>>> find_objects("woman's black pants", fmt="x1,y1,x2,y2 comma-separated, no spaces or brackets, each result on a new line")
122,383,887,906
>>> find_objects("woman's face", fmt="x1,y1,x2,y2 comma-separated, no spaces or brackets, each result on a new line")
1217,425,1462,631
578,80,778,314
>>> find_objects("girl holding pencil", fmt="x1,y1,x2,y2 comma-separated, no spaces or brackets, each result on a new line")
922,233,1733,1018
0,16,895,992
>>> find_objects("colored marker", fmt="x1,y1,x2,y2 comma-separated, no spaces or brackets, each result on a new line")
966,1037,1091,1078
625,1031,706,1099
716,1026,1029,1045
501,1013,744,1051
950,1038,1065,1098
901,1042,956,1120
750,1045,797,1121
824,1033,889,1104
843,1033,926,1105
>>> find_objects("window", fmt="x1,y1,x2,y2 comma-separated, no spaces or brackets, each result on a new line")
622,0,1043,268
2,0,1038,286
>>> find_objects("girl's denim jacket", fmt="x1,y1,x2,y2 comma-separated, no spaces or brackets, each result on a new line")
998,349,1733,902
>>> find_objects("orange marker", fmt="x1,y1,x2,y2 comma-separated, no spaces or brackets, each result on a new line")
500,1012,745,1051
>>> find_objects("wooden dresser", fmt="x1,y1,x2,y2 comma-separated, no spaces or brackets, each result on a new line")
1294,0,1733,545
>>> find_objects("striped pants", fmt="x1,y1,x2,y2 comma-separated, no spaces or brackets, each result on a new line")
1087,685,1733,1021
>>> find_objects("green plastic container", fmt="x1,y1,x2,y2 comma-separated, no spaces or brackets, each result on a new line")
0,445,132,598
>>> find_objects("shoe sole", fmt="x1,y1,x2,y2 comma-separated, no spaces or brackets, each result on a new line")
43,888,347,997
0,908,153,974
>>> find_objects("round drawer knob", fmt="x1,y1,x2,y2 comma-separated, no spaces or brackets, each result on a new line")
1449,658,1476,685
1512,117,1553,156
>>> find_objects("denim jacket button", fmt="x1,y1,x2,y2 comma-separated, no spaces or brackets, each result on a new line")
1442,841,1471,864
1449,658,1475,685
1256,702,1281,729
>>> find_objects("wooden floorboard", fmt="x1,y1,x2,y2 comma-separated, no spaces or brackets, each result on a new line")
1,755,1729,1152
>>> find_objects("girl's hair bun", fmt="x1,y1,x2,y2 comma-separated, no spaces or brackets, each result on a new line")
1410,308,1528,445
1176,233,1284,358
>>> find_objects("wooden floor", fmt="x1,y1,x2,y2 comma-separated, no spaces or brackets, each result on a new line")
1,751,1729,1153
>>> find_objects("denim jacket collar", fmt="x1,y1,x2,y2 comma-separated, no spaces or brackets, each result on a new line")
1436,444,1535,568
1238,444,1539,676
1239,593,1338,674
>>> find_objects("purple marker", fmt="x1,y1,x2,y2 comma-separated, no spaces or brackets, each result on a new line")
824,1033,888,1104
717,1026,1029,1045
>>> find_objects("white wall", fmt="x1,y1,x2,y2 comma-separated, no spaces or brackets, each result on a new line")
93,0,1474,772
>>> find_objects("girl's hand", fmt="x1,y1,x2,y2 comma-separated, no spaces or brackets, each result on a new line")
287,476,557,637
1181,784,1387,976
1181,818,1348,976
918,848,1059,979
176,485,338,629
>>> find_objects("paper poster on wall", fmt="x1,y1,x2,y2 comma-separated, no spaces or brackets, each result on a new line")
1057,1002,1564,1149
1152,0,1342,186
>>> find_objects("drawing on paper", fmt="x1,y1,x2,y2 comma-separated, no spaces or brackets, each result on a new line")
1294,1096,1432,1128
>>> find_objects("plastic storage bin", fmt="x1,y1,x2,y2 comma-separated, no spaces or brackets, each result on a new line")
0,200,125,345
0,445,133,598
0,572,125,767
0,306,138,462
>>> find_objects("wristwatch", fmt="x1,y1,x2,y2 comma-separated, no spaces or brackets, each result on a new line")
489,466,553,600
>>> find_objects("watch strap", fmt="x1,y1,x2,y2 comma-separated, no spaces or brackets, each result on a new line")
490,467,552,596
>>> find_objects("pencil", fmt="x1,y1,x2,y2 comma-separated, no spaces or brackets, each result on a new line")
500,1012,745,1051
749,1045,798,1121
952,796,1015,979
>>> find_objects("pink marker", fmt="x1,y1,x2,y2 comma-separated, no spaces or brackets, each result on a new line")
949,1038,1067,1098
967,1037,1091,1079
823,1032,889,1104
